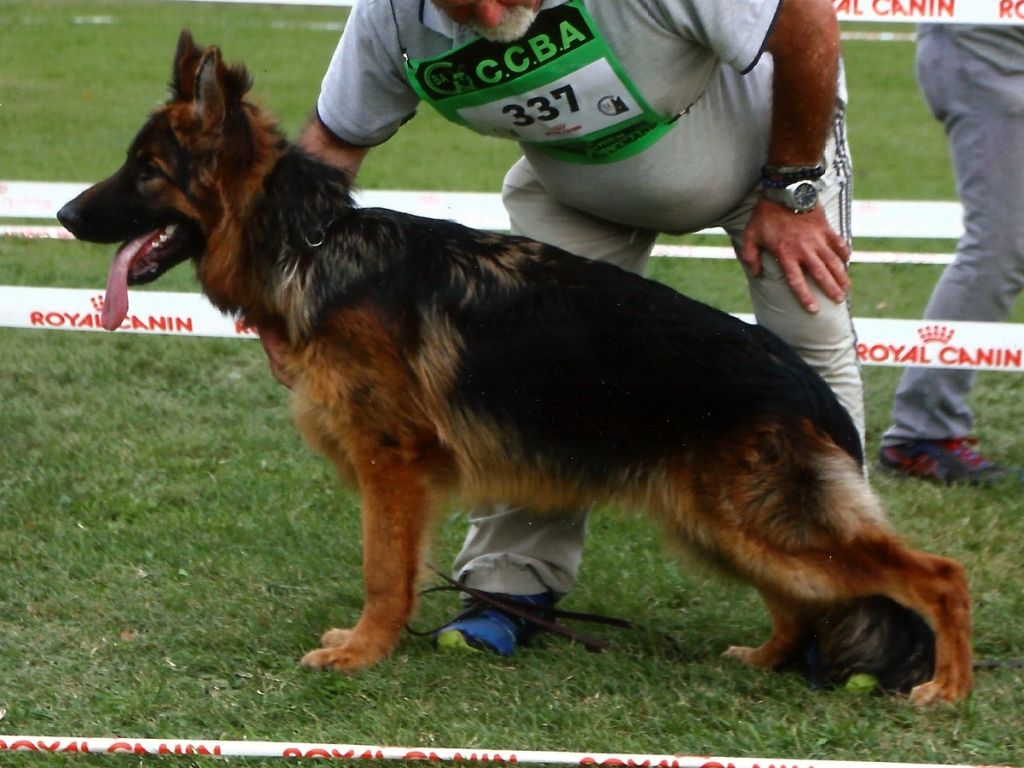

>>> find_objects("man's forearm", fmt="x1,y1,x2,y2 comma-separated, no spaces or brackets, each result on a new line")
298,115,371,178
764,0,841,167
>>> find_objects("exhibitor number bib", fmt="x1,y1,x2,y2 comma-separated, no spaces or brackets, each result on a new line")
405,0,678,164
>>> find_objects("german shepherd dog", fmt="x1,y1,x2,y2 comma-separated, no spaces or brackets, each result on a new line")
58,31,972,704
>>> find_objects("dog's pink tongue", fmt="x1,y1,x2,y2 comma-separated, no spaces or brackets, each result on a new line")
103,231,154,331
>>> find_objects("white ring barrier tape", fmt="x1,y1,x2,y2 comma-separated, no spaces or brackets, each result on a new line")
1,287,252,339
4,286,1022,372
0,735,1012,767
162,0,1024,24
0,225,75,240
655,245,955,265
0,181,966,241
834,0,1024,24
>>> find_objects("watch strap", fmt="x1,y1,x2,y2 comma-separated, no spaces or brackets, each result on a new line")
760,162,826,189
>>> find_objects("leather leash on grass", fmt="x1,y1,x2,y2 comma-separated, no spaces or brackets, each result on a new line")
974,658,1024,670
407,567,633,653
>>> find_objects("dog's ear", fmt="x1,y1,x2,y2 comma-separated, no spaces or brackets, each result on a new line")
192,45,253,139
171,29,204,101
193,46,228,135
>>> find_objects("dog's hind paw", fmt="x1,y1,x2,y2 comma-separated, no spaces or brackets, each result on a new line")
909,679,969,706
320,628,354,648
723,644,777,669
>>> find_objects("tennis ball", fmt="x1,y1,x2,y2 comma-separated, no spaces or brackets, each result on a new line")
844,673,878,693
436,629,481,654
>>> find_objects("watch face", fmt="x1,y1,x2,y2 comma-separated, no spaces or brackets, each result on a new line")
790,181,818,211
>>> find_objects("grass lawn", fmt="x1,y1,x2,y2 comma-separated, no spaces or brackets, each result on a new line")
1,3,1023,766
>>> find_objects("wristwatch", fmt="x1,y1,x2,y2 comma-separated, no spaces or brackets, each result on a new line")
760,163,826,214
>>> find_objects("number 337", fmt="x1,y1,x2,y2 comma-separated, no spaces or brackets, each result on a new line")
501,85,579,126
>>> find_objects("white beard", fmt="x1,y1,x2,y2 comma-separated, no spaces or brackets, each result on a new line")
469,6,539,42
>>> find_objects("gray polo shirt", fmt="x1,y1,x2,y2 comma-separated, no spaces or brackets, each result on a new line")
316,0,842,232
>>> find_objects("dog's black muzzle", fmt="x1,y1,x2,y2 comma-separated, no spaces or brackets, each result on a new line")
57,189,180,246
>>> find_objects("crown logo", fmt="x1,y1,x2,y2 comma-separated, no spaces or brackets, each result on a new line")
917,324,954,344
90,294,105,312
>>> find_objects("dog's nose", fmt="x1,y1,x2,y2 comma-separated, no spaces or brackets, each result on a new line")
56,203,80,232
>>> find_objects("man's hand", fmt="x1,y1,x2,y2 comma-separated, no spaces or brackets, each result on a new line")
740,199,851,313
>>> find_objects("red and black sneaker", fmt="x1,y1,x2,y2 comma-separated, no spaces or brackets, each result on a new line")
879,438,1013,485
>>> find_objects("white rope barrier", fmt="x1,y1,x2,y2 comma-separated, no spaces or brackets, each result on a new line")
0,735,1013,767
833,0,1024,24
4,286,1022,372
161,0,1024,24
655,245,955,265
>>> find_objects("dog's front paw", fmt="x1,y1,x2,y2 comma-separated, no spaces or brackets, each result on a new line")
300,628,396,671
300,644,382,672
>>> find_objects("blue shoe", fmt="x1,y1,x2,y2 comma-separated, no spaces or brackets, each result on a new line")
879,438,1012,485
435,592,554,657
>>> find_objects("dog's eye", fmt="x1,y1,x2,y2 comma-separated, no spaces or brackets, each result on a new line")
136,159,163,183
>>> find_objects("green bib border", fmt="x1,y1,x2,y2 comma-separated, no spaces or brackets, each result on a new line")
405,0,678,165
